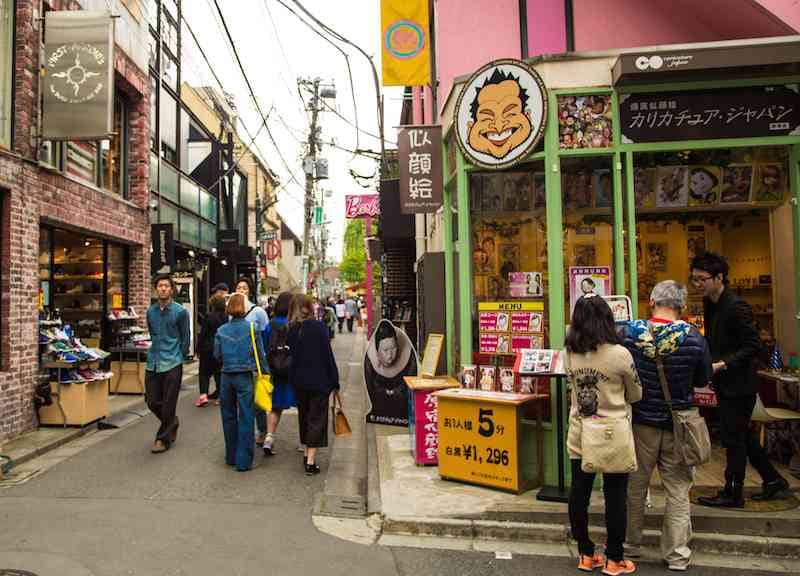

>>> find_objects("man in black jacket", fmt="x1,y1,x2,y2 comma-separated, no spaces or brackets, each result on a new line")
691,252,788,507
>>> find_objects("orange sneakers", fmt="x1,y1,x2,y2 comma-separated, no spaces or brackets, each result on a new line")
578,554,605,572
602,559,636,575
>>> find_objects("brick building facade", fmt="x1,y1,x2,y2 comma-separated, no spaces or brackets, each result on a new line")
0,0,151,442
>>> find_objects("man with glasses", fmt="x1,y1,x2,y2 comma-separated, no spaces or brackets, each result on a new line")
690,252,788,507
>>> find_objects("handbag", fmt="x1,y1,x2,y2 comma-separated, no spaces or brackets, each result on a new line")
566,351,637,474
652,339,711,466
251,321,273,413
331,391,352,436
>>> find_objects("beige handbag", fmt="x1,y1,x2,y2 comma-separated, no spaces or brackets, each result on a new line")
566,351,638,474
332,392,352,437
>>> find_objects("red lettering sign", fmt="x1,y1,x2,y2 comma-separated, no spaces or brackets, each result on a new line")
345,194,380,219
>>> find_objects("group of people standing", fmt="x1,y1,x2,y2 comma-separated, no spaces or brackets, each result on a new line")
565,252,788,574
144,274,339,475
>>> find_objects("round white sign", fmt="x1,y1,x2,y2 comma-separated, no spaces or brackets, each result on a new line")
455,59,547,170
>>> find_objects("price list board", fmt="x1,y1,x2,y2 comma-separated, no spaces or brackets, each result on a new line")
478,301,545,356
434,388,546,493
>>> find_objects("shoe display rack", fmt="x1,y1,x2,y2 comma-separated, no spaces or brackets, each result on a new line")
38,321,112,427
52,245,104,348
108,307,150,395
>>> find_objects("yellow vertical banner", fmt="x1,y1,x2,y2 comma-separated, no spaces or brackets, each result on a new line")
380,0,430,87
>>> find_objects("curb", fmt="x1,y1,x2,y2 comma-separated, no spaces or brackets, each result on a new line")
381,514,800,559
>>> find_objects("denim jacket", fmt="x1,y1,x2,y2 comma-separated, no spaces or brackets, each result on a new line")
146,302,190,373
214,318,269,374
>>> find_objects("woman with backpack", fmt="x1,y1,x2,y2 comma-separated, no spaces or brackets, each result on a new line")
566,294,642,575
261,292,296,456
287,294,339,475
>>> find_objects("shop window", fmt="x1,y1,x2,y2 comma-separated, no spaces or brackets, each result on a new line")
470,162,551,399
149,75,158,151
201,220,216,252
180,176,200,213
561,156,616,322
632,146,789,338
149,152,159,192
100,96,129,198
160,161,179,203
200,189,217,222
557,94,613,150
162,9,178,57
180,211,200,247
39,141,62,169
65,141,99,184
159,200,179,230
182,113,213,177
162,49,178,92
0,0,12,148
160,87,178,164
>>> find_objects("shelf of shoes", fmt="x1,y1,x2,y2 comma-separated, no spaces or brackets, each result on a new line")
38,322,112,426
108,307,149,394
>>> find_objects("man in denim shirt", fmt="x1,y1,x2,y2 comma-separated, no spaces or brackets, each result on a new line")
146,274,190,453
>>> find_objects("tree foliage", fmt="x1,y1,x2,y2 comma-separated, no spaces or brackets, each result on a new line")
339,219,381,285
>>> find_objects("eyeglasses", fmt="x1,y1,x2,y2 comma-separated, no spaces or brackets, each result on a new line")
689,274,714,285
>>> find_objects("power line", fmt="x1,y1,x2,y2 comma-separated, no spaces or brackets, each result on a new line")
258,0,307,118
319,98,396,146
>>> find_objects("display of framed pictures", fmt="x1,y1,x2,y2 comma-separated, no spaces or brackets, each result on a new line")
479,365,496,391
478,301,546,356
633,167,656,208
753,163,786,203
508,271,544,298
461,365,477,389
498,367,516,392
533,172,546,208
562,171,593,209
646,243,668,272
593,169,612,208
557,94,613,149
573,244,597,267
656,166,689,208
569,266,611,313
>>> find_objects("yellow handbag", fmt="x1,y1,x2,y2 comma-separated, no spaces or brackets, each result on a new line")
250,321,273,412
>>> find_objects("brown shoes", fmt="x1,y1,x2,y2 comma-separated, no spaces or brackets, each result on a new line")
151,440,168,453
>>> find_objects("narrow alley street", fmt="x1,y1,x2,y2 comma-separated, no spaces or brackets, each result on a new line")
0,330,790,575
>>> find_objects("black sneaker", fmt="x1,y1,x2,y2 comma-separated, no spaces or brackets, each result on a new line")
305,463,321,476
751,478,790,501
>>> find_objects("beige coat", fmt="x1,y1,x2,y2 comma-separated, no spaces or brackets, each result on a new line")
566,344,643,460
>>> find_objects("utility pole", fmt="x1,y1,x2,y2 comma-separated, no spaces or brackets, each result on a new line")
300,78,320,294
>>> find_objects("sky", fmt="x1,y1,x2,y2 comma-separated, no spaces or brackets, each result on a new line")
182,0,405,262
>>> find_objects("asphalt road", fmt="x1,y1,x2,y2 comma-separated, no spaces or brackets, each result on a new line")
0,330,788,575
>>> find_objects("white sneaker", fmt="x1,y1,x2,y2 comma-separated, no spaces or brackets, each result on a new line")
263,434,275,456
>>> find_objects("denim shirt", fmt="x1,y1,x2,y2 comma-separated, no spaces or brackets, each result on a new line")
214,318,269,374
146,302,190,373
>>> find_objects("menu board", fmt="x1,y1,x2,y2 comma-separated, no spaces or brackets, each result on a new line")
478,301,545,355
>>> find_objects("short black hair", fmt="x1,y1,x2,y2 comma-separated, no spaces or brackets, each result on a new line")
565,296,620,354
274,292,293,317
235,276,254,295
470,68,530,122
691,251,728,283
153,273,174,289
211,282,229,294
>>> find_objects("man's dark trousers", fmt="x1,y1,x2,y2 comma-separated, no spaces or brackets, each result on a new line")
347,317,354,332
718,393,781,488
145,364,183,446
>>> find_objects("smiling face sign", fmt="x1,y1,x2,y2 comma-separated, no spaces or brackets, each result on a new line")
456,60,547,169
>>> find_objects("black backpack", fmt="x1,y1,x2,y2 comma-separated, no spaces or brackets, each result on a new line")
266,319,292,377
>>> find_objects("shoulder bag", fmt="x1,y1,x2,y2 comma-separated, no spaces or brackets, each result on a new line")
567,351,638,474
652,341,711,466
331,391,352,436
251,321,273,413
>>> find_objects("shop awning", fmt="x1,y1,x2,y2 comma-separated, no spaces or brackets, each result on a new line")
613,38,800,86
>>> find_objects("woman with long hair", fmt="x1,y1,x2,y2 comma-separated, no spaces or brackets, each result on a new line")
213,293,268,472
261,292,297,456
195,293,227,407
287,294,339,475
565,295,642,575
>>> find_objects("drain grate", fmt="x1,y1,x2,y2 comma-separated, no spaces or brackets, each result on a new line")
315,494,366,518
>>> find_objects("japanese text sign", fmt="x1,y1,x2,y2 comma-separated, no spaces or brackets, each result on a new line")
436,391,520,491
477,301,545,356
345,194,380,219
620,85,800,144
414,391,440,465
398,125,443,214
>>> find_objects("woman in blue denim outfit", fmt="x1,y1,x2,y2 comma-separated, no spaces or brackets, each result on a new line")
214,292,268,471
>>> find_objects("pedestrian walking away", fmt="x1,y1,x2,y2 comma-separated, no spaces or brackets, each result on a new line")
234,276,270,445
565,294,642,575
335,297,347,334
145,273,190,454
345,294,358,333
287,294,339,476
622,280,712,571
261,291,297,456
214,293,268,472
196,293,227,407
690,252,789,508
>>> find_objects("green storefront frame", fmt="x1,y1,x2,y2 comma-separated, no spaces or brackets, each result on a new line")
442,72,800,490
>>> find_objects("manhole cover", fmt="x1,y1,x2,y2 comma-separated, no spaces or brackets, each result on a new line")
0,570,40,575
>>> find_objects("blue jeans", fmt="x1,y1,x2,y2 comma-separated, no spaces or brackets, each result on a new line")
220,372,255,471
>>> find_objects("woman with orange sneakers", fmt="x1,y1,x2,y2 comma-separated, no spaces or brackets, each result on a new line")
565,295,642,575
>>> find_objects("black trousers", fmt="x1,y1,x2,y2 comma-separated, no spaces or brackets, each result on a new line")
569,459,628,562
145,364,182,446
296,388,329,448
198,353,220,396
718,394,782,488
337,317,345,333
347,317,354,332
